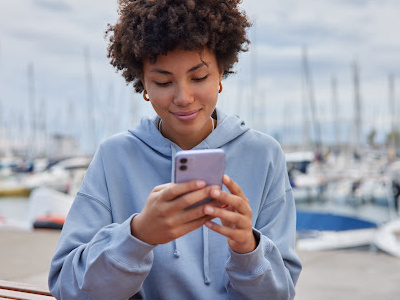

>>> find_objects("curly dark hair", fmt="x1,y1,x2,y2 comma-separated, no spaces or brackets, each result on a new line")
106,0,251,93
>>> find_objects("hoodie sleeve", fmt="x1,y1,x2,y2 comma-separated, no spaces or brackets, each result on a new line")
224,147,302,300
48,147,156,300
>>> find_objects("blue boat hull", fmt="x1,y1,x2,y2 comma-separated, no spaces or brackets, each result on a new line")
296,211,378,232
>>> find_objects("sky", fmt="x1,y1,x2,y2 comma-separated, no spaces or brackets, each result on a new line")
0,0,399,155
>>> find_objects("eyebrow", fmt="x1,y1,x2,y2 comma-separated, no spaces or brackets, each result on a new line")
150,62,208,75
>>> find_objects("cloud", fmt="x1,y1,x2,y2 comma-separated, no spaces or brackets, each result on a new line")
33,0,72,12
0,0,399,152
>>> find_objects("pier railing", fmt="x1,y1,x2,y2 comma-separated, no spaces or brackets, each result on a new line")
0,280,55,299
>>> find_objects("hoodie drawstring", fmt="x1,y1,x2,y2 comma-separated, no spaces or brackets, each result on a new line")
203,225,211,285
173,240,181,258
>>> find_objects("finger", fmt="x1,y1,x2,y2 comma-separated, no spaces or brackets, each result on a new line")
168,185,221,211
204,220,232,237
161,180,206,201
167,215,215,240
203,205,250,229
205,220,256,253
172,198,220,225
152,183,171,193
209,189,249,215
204,220,249,243
223,175,246,199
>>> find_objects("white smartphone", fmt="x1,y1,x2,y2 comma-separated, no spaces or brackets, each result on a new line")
174,149,225,208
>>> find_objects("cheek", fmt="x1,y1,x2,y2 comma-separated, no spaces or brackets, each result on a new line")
197,85,219,103
149,90,173,108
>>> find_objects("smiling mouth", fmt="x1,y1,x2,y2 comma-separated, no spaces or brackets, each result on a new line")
173,110,200,121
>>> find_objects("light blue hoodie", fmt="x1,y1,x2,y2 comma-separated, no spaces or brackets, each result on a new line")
48,108,302,299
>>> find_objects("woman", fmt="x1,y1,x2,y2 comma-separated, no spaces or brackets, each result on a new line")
48,0,302,299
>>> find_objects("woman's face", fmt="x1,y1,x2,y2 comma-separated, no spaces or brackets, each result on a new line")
142,48,223,150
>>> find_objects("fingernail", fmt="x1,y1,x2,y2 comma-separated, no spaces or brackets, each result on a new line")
197,180,206,187
205,206,214,214
211,189,220,197
224,175,231,183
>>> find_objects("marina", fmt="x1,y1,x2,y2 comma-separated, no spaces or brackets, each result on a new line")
0,0,399,298
0,23,399,297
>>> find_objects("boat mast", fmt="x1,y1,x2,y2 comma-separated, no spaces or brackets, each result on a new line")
301,48,311,150
0,40,6,156
0,99,2,155
301,46,322,156
28,63,37,159
331,75,340,154
84,47,96,155
249,22,257,128
352,61,362,157
40,97,48,158
388,73,397,159
0,40,3,156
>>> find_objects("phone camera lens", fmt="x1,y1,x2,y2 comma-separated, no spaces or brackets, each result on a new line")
179,165,187,171
180,158,187,164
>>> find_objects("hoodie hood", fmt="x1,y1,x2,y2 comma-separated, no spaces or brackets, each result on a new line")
128,108,250,155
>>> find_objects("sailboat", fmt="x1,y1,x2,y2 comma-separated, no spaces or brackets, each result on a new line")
288,46,325,202
296,210,378,251
374,95,400,258
373,218,400,258
293,53,390,251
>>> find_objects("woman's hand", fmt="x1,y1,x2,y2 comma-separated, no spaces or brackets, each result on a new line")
131,180,220,245
203,175,256,254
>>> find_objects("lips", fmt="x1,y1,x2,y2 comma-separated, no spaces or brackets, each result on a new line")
173,110,200,121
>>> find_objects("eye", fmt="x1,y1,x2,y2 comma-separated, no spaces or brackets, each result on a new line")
155,81,171,87
193,75,209,82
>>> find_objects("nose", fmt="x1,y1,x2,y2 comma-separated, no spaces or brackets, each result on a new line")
173,82,194,106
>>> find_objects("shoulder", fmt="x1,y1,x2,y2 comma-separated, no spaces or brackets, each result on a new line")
93,131,145,163
100,129,150,151
100,131,138,148
238,129,284,157
245,129,281,147
98,115,159,151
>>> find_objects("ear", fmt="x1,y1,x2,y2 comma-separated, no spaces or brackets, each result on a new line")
139,65,146,90
140,77,146,91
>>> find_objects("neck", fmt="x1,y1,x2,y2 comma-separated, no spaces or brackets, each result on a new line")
159,117,215,150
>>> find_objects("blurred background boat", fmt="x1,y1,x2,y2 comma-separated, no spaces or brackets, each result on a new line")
373,218,400,258
0,155,90,230
296,210,378,251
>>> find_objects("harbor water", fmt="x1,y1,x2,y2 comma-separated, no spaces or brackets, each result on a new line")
1,195,397,229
